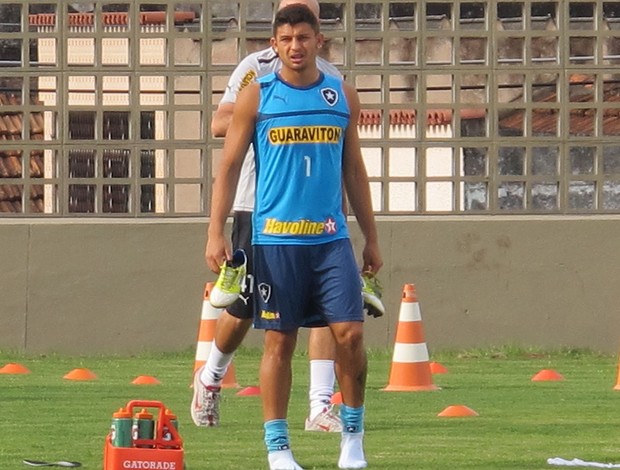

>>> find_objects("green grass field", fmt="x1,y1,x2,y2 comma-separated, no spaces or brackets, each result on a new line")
1,347,619,469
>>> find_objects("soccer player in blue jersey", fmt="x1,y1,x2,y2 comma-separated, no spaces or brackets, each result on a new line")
206,5,382,470
193,0,344,433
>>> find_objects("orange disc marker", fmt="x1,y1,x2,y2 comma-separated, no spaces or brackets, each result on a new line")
132,375,161,385
531,369,564,382
236,386,260,396
330,391,343,405
438,405,479,417
430,361,448,374
63,368,97,381
0,363,31,374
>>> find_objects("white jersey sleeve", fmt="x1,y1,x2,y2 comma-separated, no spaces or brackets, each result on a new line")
220,49,279,105
222,49,278,211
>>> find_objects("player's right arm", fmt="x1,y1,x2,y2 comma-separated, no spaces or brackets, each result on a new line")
206,82,260,273
211,102,235,138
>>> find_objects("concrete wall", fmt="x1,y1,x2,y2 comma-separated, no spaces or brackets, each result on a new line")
1,217,619,354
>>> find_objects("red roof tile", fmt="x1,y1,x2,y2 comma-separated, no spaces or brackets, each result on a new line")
28,11,196,27
499,80,620,136
0,93,45,213
358,108,485,126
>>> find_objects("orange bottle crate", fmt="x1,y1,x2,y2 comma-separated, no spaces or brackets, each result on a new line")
103,400,184,470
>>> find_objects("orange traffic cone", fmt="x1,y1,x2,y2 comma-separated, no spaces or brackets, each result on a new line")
193,282,240,388
615,360,620,391
383,284,439,391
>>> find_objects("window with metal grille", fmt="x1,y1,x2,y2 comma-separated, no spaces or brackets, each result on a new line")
1,1,619,216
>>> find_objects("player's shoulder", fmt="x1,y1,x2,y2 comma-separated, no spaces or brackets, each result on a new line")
240,47,280,73
317,56,342,79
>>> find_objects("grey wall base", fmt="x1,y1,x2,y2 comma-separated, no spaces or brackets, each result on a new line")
1,217,619,354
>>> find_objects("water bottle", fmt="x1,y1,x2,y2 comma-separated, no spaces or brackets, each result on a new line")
132,408,155,448
162,408,179,448
110,408,132,447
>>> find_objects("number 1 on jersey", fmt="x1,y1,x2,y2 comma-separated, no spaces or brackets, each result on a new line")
304,155,311,177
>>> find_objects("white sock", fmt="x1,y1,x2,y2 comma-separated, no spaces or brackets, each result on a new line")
309,359,336,420
200,343,233,387
338,433,367,469
268,450,304,470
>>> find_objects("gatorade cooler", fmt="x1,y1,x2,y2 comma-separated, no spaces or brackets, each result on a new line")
104,400,184,470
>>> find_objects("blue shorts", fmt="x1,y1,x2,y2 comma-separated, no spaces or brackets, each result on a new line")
252,239,364,331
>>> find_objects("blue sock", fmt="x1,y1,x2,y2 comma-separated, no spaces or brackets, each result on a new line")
264,419,290,452
340,404,365,434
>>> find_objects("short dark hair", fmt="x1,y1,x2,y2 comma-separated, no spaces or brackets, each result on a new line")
273,4,320,36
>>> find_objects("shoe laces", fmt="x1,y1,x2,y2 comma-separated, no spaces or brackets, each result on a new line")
205,388,220,413
196,385,221,419
362,271,382,297
219,250,246,287
320,406,340,421
219,264,240,288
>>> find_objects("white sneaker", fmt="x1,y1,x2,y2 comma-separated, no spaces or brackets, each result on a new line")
210,249,247,308
268,450,304,470
361,271,385,318
338,432,367,469
190,366,221,427
304,405,343,432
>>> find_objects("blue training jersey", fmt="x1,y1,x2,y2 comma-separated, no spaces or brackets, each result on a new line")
253,72,350,246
